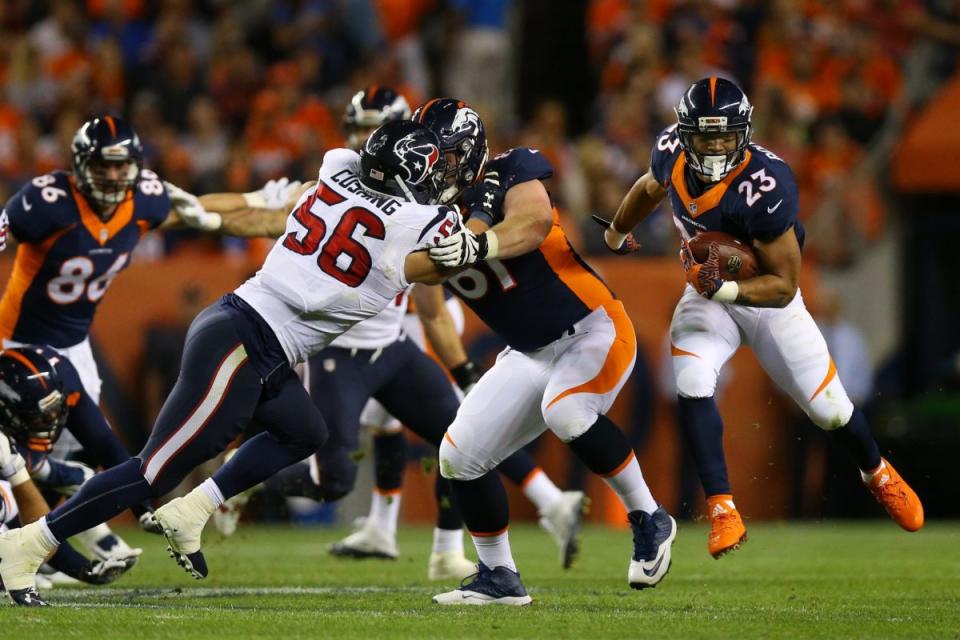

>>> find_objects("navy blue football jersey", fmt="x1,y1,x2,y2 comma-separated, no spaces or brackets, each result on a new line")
650,125,805,248
0,170,170,347
445,148,616,352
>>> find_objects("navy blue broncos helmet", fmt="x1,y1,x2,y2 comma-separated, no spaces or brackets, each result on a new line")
413,98,488,205
360,120,447,204
343,86,412,151
71,115,143,210
675,77,753,182
0,348,68,452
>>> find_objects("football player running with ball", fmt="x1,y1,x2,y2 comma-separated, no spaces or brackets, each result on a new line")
0,120,468,606
597,76,923,559
419,99,676,606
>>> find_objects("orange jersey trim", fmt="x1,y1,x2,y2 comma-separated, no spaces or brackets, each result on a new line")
545,300,636,409
0,225,75,340
69,177,134,246
809,357,838,402
539,210,614,311
671,149,752,218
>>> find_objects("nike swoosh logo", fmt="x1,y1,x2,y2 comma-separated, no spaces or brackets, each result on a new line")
21,196,32,211
767,199,783,214
642,552,665,578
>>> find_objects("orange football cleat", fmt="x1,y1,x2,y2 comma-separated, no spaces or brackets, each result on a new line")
706,494,747,558
863,458,924,532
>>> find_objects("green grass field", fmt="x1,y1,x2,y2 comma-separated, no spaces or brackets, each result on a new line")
1,521,958,638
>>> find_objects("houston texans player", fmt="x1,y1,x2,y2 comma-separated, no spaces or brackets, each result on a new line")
0,120,477,606
197,88,586,577
597,76,923,558
415,98,676,606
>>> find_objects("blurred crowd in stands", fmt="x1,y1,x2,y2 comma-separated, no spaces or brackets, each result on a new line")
0,0,957,265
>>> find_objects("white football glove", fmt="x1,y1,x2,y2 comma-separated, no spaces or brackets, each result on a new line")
428,228,499,268
165,181,222,231
262,178,303,209
0,432,29,486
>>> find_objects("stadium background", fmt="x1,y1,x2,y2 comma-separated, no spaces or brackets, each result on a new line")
0,0,957,528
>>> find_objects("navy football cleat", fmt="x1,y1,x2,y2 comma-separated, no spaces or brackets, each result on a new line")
8,587,49,607
432,562,532,606
627,505,677,589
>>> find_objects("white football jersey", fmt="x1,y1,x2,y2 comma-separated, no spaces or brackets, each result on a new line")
235,148,459,365
331,289,409,349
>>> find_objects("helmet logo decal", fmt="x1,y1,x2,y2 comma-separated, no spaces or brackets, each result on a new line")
450,107,482,138
738,95,751,115
677,98,689,118
393,133,440,183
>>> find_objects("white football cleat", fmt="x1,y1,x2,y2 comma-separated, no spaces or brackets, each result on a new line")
327,522,398,560
538,490,587,569
150,490,216,579
212,489,255,537
428,550,477,581
0,521,55,597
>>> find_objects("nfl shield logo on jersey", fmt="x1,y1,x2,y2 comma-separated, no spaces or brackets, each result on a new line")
688,202,698,214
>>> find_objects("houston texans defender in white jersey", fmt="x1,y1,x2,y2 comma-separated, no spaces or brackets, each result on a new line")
599,76,923,560
0,120,464,606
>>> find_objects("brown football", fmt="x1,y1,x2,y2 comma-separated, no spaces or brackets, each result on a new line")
687,231,759,281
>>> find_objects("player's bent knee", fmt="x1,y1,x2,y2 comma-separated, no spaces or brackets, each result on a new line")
543,406,593,443
438,437,485,481
675,365,718,399
808,397,854,431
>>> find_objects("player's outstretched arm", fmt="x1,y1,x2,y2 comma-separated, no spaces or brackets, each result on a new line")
604,170,668,251
404,250,463,285
410,284,468,369
735,227,801,308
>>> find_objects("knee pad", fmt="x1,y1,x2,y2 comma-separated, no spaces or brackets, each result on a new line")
807,395,854,431
438,436,486,481
542,401,593,443
312,450,358,502
675,364,718,399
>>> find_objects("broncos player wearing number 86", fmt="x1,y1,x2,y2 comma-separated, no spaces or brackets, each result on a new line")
599,76,923,559
0,116,219,548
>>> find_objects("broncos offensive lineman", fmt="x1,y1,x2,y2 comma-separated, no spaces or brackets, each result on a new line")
411,99,676,606
0,120,479,606
597,76,923,558
199,88,586,577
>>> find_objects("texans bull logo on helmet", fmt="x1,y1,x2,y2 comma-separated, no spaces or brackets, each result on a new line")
392,133,441,185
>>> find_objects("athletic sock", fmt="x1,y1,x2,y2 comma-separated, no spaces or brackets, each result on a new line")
369,489,401,536
432,527,464,554
677,396,731,495
522,468,563,513
829,408,882,472
198,478,225,509
602,453,658,514
471,530,517,572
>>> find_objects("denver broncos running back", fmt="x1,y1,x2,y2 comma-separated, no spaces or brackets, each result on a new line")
599,76,923,559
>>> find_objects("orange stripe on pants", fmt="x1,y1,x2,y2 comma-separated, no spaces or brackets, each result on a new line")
809,357,837,402
546,300,636,409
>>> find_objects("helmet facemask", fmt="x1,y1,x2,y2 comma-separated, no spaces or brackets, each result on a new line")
677,114,752,183
80,157,140,209
438,137,488,205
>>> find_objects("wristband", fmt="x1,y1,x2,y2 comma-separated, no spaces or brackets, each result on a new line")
450,360,482,391
483,230,499,260
205,212,223,231
604,226,628,251
712,280,739,303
